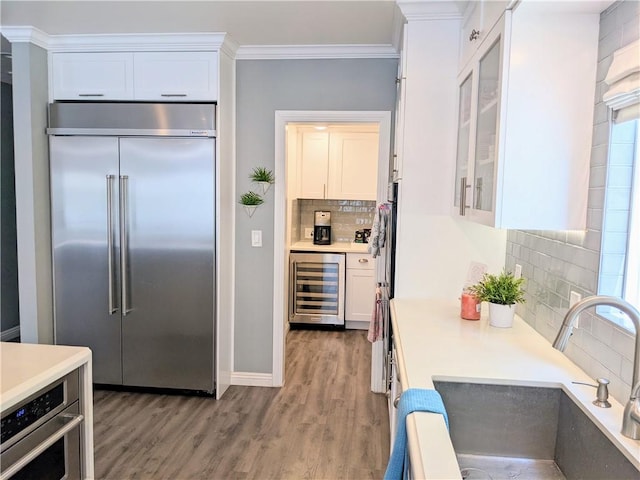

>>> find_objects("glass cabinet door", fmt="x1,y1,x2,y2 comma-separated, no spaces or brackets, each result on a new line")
454,72,473,209
473,37,501,212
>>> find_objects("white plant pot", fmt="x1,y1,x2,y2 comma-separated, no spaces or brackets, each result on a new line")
243,205,258,217
256,181,272,194
488,303,516,328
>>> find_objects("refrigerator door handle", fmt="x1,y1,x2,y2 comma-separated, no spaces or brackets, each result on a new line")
120,175,130,316
106,175,118,314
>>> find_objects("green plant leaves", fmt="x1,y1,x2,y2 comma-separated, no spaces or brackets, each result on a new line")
467,270,525,305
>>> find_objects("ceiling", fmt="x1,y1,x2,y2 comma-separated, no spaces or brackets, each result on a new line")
1,1,410,47
0,1,616,52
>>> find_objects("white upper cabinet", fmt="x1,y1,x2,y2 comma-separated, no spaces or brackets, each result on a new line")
51,52,134,100
51,51,218,101
459,0,508,72
392,26,408,181
328,132,379,200
452,3,599,230
133,52,218,101
297,127,379,201
298,131,330,199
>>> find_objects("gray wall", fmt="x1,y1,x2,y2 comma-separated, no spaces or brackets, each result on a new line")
506,0,639,403
1,79,20,336
235,58,397,373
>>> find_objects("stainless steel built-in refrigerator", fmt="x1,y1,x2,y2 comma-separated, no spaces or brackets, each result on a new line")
48,102,216,393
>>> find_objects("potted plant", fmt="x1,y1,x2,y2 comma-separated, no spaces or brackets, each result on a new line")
239,191,264,217
468,270,525,328
249,167,275,194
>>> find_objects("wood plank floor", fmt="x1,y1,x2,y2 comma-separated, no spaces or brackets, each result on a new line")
93,329,390,479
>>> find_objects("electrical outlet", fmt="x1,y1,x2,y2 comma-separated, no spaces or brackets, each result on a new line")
514,264,522,279
305,228,313,239
570,291,582,307
570,291,582,328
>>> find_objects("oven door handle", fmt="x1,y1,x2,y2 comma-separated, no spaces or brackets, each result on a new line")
0,413,84,480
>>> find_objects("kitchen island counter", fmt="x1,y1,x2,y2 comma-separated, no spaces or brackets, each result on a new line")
1,342,94,478
390,298,640,479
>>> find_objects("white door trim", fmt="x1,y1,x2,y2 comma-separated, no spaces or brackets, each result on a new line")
273,110,391,387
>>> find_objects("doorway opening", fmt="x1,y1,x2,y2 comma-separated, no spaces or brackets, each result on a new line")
272,111,391,386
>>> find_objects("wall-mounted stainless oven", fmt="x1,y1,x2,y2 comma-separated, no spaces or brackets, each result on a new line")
289,252,345,326
1,370,83,480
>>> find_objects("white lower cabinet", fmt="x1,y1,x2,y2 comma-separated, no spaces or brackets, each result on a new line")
345,253,375,322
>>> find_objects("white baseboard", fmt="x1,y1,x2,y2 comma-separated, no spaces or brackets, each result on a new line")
1,326,20,341
231,371,275,387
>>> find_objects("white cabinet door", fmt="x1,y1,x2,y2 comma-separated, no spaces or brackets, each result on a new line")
298,131,329,199
133,51,218,101
453,71,474,214
452,5,598,230
459,1,482,71
393,26,408,181
328,132,379,200
51,52,134,100
459,1,508,72
345,253,375,322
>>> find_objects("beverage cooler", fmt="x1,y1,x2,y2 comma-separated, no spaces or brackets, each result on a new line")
289,253,345,326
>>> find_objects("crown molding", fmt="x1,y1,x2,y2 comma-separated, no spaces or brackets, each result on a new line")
0,27,238,54
0,27,395,60
0,26,50,49
236,44,399,60
46,32,228,52
397,1,462,21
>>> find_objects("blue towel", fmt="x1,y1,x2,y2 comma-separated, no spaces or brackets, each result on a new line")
384,388,449,480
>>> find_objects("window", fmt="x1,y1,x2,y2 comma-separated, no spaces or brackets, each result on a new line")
598,118,639,330
597,39,639,331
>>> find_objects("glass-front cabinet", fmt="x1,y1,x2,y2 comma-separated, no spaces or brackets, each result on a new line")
472,38,500,213
453,73,473,212
453,17,503,224
451,3,602,230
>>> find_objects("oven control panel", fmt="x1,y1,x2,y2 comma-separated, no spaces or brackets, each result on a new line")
1,383,64,444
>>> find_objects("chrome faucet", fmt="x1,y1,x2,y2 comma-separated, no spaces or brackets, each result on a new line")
552,295,640,440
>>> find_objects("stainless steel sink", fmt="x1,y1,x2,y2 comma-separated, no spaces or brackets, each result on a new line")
433,381,639,480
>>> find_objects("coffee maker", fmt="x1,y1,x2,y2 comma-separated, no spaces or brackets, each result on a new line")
313,211,331,245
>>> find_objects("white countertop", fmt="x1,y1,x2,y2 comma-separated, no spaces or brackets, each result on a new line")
390,298,640,479
1,342,95,479
290,240,370,254
1,342,92,412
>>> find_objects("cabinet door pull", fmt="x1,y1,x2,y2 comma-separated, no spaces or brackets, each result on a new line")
469,29,481,41
358,258,369,263
161,93,188,97
78,93,105,97
460,176,471,216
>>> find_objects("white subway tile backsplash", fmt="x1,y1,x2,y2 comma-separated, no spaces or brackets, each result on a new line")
295,198,376,242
